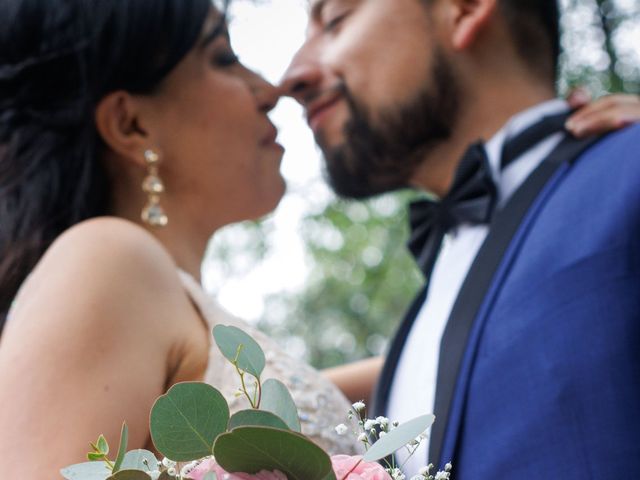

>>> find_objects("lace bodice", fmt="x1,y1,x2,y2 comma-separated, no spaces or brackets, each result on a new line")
178,271,361,456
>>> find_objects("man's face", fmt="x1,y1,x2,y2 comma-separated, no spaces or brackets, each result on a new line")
282,0,462,198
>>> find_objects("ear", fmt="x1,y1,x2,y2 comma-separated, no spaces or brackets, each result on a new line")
94,91,151,168
447,0,498,51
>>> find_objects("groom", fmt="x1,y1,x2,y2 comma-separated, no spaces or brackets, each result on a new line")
282,0,640,478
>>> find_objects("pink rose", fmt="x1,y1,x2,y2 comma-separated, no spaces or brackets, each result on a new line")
331,455,392,480
185,458,287,480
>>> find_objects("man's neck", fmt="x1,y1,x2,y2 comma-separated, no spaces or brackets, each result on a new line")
411,82,556,197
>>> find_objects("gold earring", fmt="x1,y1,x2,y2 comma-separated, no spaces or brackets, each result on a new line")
141,149,168,227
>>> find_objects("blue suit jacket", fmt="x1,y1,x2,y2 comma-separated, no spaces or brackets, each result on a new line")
377,124,640,478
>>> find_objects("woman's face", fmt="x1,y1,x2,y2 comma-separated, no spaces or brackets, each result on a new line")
141,10,286,231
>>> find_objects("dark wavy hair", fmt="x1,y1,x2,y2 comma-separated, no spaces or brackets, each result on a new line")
0,0,216,330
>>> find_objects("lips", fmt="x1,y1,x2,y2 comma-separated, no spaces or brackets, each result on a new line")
261,124,280,147
306,93,343,131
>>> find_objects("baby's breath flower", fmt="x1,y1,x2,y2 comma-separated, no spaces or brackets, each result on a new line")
419,465,432,475
376,416,389,427
389,467,406,480
180,461,199,477
335,423,349,435
357,432,369,443
364,419,377,431
161,458,176,469
167,467,177,476
410,476,424,480
434,471,450,480
379,431,387,437
445,463,452,472
352,401,366,412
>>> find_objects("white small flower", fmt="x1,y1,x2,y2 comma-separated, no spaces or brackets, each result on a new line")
167,467,177,476
389,468,406,480
161,458,176,469
379,431,386,437
180,461,198,477
352,401,366,411
357,432,369,443
335,423,349,435
419,466,431,475
445,463,452,472
434,472,450,480
364,419,377,431
410,476,424,480
376,416,389,426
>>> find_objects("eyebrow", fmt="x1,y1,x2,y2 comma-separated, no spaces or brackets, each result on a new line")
310,0,329,21
199,15,229,49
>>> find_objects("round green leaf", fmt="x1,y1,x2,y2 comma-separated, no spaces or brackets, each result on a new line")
214,426,332,480
109,470,153,480
363,414,435,463
260,378,301,432
212,325,266,378
119,450,158,471
60,462,111,480
228,409,290,430
150,382,230,462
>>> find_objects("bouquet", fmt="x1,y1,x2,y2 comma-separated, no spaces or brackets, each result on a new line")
61,326,451,480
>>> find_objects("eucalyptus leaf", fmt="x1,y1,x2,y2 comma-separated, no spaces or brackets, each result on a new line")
362,414,435,463
60,461,111,480
112,422,129,472
97,435,109,454
214,426,332,480
150,382,230,461
120,450,158,471
260,378,301,432
228,409,289,430
212,325,266,378
109,470,154,480
203,474,218,480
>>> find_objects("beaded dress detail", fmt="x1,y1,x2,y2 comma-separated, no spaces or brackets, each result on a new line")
178,270,361,455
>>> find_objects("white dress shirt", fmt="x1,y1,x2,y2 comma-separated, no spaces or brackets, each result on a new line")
386,99,569,476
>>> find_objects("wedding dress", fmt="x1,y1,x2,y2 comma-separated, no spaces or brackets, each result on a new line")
178,270,361,455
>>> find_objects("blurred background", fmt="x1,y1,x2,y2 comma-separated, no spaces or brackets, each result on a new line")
203,0,640,369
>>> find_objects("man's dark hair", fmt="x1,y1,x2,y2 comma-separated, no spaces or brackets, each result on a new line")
499,0,560,83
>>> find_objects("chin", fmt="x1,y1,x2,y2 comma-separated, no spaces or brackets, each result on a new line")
248,178,287,221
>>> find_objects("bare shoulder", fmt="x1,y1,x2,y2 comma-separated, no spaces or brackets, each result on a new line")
9,217,193,344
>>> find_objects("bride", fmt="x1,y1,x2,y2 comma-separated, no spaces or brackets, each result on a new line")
0,0,637,476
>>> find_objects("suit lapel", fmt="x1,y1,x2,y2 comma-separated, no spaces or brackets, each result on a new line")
372,285,429,416
428,135,603,467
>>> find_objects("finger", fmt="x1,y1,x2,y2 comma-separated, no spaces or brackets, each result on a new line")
566,87,592,109
566,94,640,129
567,108,636,138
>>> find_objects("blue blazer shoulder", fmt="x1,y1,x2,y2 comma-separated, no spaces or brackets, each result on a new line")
450,124,640,479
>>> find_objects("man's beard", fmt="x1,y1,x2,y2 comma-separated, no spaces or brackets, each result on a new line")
317,48,461,199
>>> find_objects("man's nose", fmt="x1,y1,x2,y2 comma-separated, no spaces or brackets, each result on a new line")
280,47,323,106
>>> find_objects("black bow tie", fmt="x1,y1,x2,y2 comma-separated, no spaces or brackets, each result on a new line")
408,111,571,276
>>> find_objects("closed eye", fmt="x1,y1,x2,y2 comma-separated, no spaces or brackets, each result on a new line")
324,11,350,33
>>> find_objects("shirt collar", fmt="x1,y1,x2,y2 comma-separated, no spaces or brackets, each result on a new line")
485,99,570,204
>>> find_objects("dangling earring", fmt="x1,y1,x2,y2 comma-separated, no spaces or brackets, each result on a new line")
141,149,168,227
